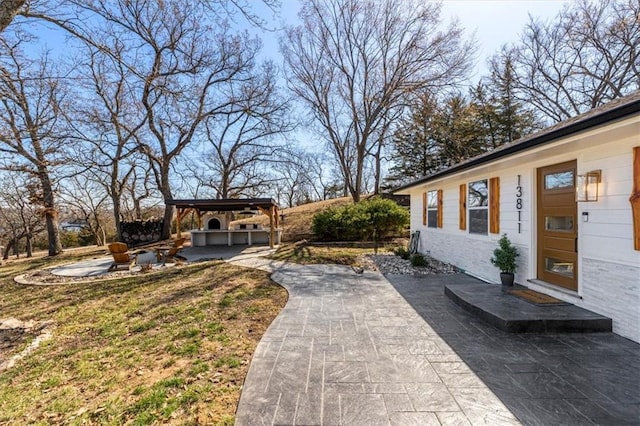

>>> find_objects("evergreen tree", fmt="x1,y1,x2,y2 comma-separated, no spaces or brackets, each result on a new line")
384,94,441,189
431,95,486,168
482,53,542,146
384,93,487,188
385,72,541,189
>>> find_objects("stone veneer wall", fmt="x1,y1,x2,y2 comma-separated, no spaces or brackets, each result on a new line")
419,230,529,285
581,258,640,342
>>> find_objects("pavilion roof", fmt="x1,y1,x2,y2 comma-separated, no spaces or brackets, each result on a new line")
166,198,279,212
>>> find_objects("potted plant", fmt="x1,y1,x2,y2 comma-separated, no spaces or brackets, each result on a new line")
491,234,519,286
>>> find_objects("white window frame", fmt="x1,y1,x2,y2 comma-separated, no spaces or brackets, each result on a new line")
468,179,489,235
427,190,438,228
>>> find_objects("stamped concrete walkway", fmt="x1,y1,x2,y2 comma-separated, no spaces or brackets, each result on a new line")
233,262,519,426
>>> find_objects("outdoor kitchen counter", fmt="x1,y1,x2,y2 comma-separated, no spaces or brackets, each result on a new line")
190,228,282,247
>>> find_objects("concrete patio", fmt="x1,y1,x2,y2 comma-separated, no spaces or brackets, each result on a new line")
234,265,640,425
235,265,519,426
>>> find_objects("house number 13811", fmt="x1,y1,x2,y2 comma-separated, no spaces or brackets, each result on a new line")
516,175,523,233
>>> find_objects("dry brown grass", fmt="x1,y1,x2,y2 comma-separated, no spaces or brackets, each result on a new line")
233,196,354,241
0,255,286,425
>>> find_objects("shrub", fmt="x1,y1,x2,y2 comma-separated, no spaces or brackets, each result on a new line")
410,253,428,267
394,246,410,260
312,197,409,243
312,207,342,241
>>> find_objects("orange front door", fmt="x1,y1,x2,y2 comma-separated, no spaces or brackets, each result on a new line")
537,161,578,291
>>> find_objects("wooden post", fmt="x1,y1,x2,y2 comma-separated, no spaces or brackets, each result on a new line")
176,208,181,238
197,210,204,230
269,205,275,248
175,208,191,239
274,206,279,228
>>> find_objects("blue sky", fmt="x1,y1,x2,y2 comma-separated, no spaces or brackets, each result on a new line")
23,0,570,85
248,0,571,153
16,0,572,159
254,0,570,80
438,0,570,78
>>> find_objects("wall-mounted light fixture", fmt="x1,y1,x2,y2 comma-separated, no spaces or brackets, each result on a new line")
576,170,601,202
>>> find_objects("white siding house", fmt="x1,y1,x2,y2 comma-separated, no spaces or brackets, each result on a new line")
394,91,640,343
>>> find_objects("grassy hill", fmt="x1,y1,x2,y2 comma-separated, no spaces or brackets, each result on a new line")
232,196,354,242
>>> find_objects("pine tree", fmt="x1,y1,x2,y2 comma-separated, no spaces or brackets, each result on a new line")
384,93,487,188
384,93,441,189
481,53,542,147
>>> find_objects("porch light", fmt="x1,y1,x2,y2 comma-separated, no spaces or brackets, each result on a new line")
576,170,601,202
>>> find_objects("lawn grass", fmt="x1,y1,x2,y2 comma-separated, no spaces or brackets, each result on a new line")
268,241,399,266
0,253,287,425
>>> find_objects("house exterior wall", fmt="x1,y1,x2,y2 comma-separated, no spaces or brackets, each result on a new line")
407,115,640,342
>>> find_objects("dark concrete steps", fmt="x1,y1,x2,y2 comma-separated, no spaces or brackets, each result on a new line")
445,281,612,333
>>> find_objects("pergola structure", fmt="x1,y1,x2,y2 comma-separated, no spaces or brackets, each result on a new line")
166,198,280,248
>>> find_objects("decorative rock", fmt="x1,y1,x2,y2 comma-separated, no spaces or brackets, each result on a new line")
359,252,458,275
0,318,27,330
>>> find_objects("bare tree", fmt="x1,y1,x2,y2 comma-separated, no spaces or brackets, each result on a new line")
120,161,159,221
495,0,639,123
84,1,280,238
189,60,293,199
69,42,151,240
281,0,474,201
270,149,315,207
201,0,282,29
21,0,286,239
0,173,46,259
0,35,65,255
297,151,343,201
58,175,111,246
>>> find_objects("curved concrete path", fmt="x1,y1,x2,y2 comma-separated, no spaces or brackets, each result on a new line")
232,258,519,426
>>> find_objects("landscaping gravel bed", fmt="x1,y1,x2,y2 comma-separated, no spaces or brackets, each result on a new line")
360,252,459,275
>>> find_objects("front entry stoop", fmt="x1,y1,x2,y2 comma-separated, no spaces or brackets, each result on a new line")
445,279,612,333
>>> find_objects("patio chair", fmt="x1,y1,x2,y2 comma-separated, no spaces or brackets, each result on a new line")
166,237,187,261
155,237,187,263
107,242,137,271
169,237,186,256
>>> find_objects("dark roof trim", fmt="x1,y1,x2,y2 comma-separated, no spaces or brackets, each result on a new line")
393,91,640,193
166,198,279,212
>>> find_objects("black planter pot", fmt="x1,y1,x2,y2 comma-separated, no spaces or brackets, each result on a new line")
500,272,515,286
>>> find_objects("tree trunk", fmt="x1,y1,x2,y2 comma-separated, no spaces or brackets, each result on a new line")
374,144,382,195
112,193,123,241
40,173,62,256
2,240,12,260
30,163,62,256
157,164,173,239
0,0,24,32
11,234,19,258
44,212,62,255
161,203,173,240
25,232,32,257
